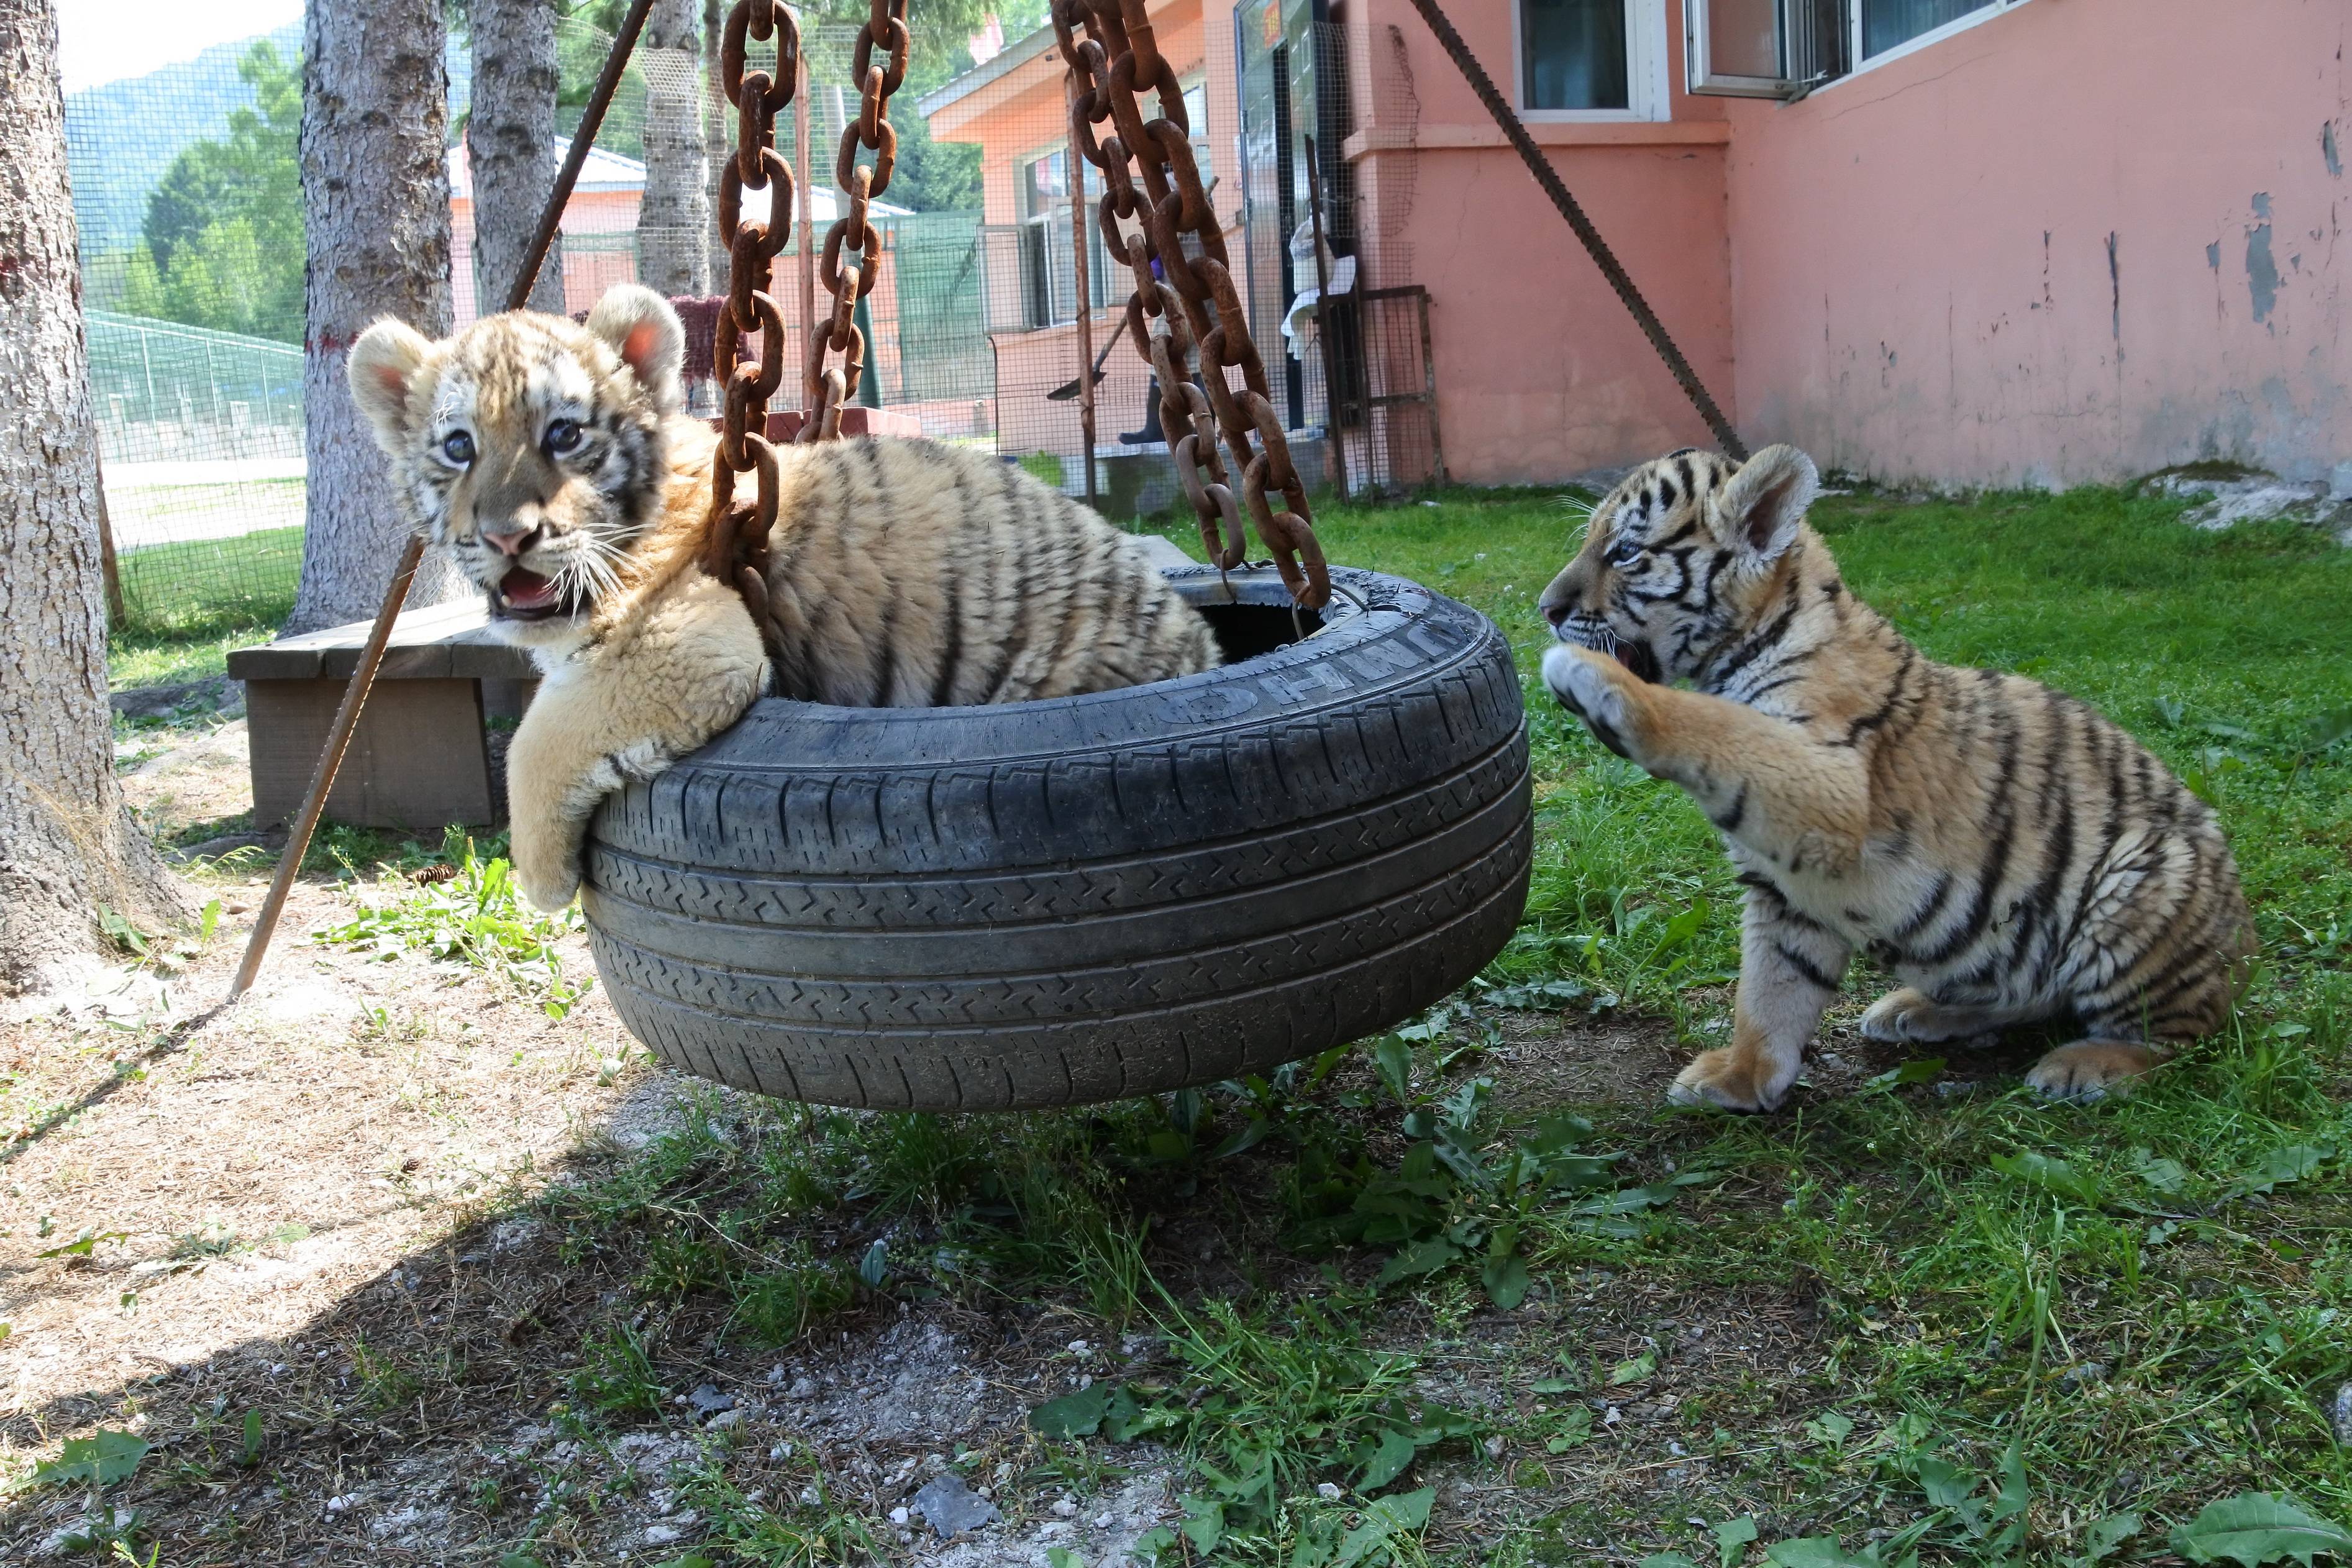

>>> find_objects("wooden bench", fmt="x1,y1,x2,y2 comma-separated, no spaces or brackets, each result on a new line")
227,597,537,829
226,529,1200,831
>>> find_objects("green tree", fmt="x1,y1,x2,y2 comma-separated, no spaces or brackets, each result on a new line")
130,40,303,340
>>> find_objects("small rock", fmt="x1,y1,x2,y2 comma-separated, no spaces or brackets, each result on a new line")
642,1522,685,1546
684,1383,736,1417
110,676,234,721
1316,1483,1344,1501
2153,468,2349,534
166,829,282,866
1053,1497,1079,1518
2332,1383,2351,1446
788,1376,818,1399
890,1506,911,1525
324,1493,357,1515
912,1474,1000,1540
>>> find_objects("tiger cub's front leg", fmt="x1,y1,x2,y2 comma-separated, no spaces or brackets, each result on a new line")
1674,884,1854,1111
1541,644,1869,877
504,668,668,913
506,573,770,911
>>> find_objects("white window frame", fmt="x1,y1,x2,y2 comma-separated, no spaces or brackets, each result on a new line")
1686,0,1787,98
1684,0,2031,99
1848,0,2025,76
1015,144,1114,330
1511,0,1671,124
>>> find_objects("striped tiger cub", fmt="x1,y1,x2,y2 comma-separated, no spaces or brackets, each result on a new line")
346,285,1218,911
1537,444,2254,1108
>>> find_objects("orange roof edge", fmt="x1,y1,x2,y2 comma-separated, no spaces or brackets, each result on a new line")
921,0,1202,143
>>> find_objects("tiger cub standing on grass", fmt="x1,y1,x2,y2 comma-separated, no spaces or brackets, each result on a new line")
1536,444,2254,1109
346,285,1219,912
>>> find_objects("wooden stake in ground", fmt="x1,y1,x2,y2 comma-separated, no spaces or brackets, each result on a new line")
93,450,127,627
227,536,424,1003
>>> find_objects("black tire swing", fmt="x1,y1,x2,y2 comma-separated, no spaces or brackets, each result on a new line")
571,0,1534,1111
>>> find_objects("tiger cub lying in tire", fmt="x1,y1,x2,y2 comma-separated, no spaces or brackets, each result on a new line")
1537,444,2253,1108
347,285,1219,911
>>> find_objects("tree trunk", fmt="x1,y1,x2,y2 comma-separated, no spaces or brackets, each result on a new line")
471,0,568,315
0,0,189,991
287,0,472,636
637,0,709,297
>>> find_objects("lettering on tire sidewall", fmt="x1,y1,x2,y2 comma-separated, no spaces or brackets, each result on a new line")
1153,616,1475,727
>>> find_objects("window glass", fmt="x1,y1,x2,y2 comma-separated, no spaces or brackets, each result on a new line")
1860,0,1987,58
1181,81,1215,201
1520,0,1630,112
1016,148,1111,328
1705,0,1780,78
1021,150,1067,220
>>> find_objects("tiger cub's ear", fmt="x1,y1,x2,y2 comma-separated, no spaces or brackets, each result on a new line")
347,317,437,454
586,284,686,416
1715,444,1819,564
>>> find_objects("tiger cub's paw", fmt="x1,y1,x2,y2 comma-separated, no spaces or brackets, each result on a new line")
1667,1046,1796,1114
1541,644,1639,761
1860,987,2002,1048
2024,1041,2161,1104
516,861,583,916
509,825,583,913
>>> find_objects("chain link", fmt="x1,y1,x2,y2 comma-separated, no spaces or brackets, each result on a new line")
705,0,803,647
798,0,909,442
1051,0,1329,606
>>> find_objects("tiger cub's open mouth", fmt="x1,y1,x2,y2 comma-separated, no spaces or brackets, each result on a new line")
1611,639,1662,684
492,567,584,623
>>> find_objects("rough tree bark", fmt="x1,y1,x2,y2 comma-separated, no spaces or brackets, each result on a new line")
637,0,709,296
286,0,472,637
0,0,189,990
471,0,568,314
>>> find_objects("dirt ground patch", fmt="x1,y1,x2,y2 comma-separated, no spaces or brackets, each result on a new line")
115,708,256,850
2,865,1849,1566
1,866,1205,1564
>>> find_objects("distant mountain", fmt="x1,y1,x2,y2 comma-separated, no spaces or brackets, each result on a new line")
66,24,472,256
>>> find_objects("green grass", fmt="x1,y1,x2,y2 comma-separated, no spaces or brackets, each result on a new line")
109,524,300,656
84,482,2351,1564
487,481,2352,1564
306,830,596,1018
107,619,276,690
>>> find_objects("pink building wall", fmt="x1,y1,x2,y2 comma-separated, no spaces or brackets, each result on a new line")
1722,0,2352,487
450,188,642,330
929,0,2350,488
1346,0,1736,483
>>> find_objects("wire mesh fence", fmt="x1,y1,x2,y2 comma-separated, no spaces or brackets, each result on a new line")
64,9,1439,639
70,25,308,634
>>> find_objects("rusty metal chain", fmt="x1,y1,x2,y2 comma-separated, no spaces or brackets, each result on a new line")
706,0,802,650
798,0,908,442
1051,0,1329,607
